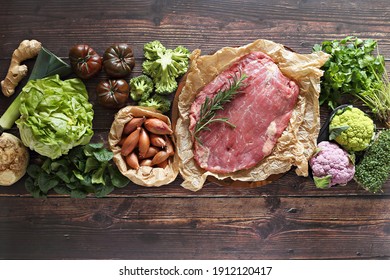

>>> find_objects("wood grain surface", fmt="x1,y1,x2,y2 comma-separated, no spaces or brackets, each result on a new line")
0,0,390,260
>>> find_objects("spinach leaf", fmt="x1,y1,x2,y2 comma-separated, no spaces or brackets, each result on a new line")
25,142,130,198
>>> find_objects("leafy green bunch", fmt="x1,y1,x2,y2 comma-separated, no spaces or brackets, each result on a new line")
26,143,129,198
313,36,385,109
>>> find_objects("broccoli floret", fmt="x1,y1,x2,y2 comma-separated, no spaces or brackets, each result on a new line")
329,106,375,152
129,75,154,101
138,94,171,113
143,40,166,60
172,46,191,76
142,40,190,95
355,129,390,193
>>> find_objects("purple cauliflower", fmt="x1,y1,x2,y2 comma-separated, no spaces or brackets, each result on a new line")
309,141,355,188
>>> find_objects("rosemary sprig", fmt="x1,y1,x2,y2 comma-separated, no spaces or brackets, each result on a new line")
194,72,247,143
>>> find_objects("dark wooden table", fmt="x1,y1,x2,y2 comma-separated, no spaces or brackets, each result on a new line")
1,0,389,260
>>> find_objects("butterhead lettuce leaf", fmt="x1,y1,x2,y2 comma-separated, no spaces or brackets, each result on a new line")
16,75,94,159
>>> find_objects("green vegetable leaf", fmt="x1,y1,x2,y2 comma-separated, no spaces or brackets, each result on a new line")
24,142,127,198
27,165,43,179
313,175,332,189
37,172,59,193
66,182,78,190
95,185,115,198
108,165,130,188
72,170,84,181
92,164,107,185
25,177,42,198
29,47,72,81
85,157,100,173
87,142,105,149
70,189,88,199
93,149,114,162
314,36,385,110
54,185,71,195
55,169,72,184
329,125,350,140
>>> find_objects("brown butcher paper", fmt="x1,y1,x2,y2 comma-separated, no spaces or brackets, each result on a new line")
109,106,179,187
175,39,329,191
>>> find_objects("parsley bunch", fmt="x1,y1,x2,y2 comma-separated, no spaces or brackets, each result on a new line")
313,36,385,109
25,143,130,198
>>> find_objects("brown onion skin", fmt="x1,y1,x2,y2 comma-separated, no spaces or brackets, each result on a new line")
96,79,129,109
121,127,141,156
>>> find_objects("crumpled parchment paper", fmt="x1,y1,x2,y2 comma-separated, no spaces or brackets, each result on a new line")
175,39,330,191
108,106,179,187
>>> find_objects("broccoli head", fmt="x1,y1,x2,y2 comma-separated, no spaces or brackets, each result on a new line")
309,141,355,188
138,94,171,113
142,40,190,95
129,75,154,101
329,106,375,152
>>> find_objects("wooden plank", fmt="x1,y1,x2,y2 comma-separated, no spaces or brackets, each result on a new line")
1,168,389,198
0,0,389,57
1,0,390,260
0,196,389,259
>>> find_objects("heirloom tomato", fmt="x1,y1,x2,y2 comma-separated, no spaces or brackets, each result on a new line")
96,79,129,109
69,44,102,79
103,44,135,78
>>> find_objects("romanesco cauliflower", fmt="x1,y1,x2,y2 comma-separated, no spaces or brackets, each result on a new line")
329,106,375,152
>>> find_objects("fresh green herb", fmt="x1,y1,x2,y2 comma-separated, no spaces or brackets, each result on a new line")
354,129,390,193
313,36,385,109
25,143,130,198
194,73,247,143
355,61,390,128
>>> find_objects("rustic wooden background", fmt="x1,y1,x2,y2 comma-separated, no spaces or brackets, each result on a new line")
1,0,389,259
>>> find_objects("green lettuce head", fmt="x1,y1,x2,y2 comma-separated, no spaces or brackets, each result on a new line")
16,75,94,159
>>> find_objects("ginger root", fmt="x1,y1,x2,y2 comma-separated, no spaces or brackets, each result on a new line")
1,39,42,97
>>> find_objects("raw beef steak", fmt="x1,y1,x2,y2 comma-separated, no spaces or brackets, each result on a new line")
189,51,300,173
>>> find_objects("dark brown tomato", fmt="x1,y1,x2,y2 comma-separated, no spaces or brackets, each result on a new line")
103,44,135,78
68,44,102,79
96,79,129,109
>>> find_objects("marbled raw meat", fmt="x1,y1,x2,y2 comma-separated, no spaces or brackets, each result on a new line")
189,51,300,173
